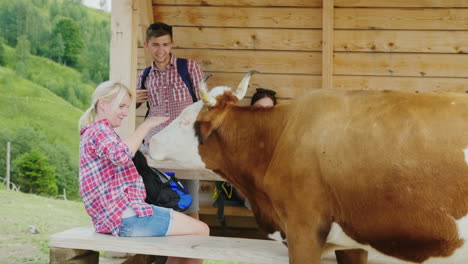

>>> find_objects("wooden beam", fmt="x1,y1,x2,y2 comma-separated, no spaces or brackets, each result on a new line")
322,0,334,89
136,0,154,69
334,53,468,78
110,0,138,139
335,0,468,8
153,0,322,6
335,8,468,30
153,6,322,28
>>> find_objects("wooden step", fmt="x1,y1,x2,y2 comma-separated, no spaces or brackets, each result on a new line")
199,204,254,217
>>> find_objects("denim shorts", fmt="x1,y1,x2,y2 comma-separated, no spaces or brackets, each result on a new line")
118,205,173,237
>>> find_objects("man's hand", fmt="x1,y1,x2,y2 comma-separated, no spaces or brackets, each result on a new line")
136,90,148,104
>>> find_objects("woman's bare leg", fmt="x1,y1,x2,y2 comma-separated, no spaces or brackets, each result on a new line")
165,211,209,264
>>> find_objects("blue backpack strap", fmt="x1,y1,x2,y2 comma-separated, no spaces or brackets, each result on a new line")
177,58,198,103
140,66,152,119
140,66,152,90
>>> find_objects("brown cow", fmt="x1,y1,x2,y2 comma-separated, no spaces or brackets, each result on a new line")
149,71,468,264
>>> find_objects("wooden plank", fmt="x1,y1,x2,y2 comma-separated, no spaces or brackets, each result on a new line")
333,75,468,93
202,73,321,97
322,0,334,89
153,6,322,28
334,53,468,78
335,30,468,53
154,0,468,8
133,68,321,98
201,215,259,229
133,66,468,100
173,49,322,74
157,27,468,54
50,227,289,264
148,159,223,180
137,49,322,75
335,0,468,8
153,0,322,7
110,0,138,139
335,8,468,30
200,204,254,217
173,27,322,51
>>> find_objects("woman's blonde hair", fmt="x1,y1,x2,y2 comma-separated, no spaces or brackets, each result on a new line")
78,81,132,129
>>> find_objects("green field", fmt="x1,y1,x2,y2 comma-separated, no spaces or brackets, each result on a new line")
0,186,255,264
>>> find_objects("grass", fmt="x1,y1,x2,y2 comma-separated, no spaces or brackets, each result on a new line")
0,66,83,163
0,186,91,264
0,188,256,264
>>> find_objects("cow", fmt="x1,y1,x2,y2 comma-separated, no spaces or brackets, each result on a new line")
148,71,468,264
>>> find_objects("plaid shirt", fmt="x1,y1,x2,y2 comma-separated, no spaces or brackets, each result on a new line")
137,54,203,144
79,119,153,236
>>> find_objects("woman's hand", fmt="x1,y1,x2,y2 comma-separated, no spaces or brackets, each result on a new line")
143,116,170,129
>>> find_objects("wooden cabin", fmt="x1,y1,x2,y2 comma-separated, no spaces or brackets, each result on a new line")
109,0,468,238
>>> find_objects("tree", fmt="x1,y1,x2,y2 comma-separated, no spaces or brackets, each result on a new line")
48,33,65,63
51,18,83,66
0,37,5,66
15,35,31,77
39,142,79,199
15,148,58,196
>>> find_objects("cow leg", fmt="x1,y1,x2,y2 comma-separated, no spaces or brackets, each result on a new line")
286,227,324,264
335,249,368,264
287,238,322,263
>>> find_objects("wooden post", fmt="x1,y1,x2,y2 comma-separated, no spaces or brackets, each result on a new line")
6,142,10,190
110,0,139,139
50,247,99,264
136,0,154,68
322,0,334,89
63,188,67,200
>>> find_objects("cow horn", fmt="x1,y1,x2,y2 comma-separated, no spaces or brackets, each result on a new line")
198,73,217,107
233,70,259,101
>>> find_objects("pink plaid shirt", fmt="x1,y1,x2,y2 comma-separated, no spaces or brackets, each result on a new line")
137,54,203,144
79,119,153,236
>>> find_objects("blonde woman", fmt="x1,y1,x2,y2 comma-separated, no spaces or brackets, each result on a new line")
79,81,209,264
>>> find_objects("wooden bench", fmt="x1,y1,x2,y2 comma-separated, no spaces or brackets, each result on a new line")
49,227,289,264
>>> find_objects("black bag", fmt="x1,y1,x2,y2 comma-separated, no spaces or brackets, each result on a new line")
132,150,192,211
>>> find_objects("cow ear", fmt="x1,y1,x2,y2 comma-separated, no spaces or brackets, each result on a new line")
194,121,214,144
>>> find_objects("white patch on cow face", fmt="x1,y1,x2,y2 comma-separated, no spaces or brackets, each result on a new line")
148,86,233,169
149,101,205,168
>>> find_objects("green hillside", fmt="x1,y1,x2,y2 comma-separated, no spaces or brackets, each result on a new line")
0,66,83,161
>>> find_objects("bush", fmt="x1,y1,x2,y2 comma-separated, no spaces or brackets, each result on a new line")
15,148,58,196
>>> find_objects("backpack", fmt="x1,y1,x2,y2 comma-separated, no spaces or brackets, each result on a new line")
212,181,246,231
140,58,198,119
132,150,193,211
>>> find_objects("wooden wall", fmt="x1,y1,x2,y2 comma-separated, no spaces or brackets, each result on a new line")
137,0,468,107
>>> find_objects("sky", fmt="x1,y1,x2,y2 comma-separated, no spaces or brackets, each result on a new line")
81,0,112,12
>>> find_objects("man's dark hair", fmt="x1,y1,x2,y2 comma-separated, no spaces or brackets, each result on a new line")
250,88,277,105
146,22,173,41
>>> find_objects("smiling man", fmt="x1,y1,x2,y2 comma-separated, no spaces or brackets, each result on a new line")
135,22,204,220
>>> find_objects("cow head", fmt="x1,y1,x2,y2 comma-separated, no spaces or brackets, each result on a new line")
148,71,257,168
